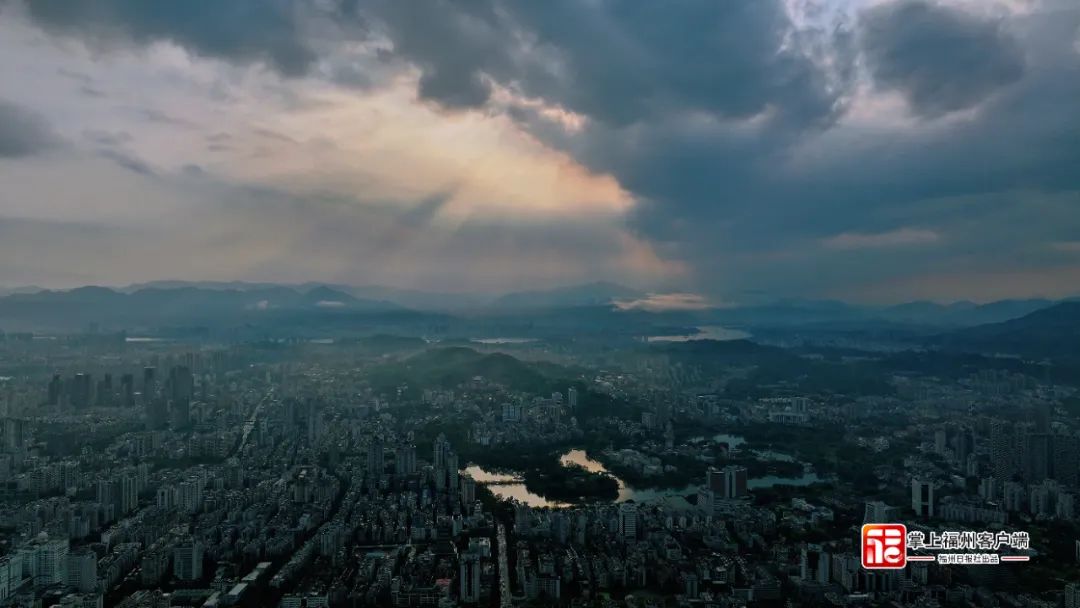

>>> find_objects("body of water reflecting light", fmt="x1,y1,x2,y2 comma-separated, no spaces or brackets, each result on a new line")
467,439,824,508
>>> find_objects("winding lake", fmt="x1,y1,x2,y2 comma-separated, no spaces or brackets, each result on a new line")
462,465,569,508
467,438,823,508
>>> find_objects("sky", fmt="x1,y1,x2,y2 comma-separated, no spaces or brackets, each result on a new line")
0,0,1078,303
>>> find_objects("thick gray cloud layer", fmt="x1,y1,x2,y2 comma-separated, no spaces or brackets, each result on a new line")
860,0,1025,117
3,0,1080,300
334,0,1079,297
23,0,317,75
369,0,847,128
369,0,1077,298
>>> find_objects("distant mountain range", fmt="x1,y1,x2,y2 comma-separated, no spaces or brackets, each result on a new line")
0,280,647,312
700,297,1058,329
121,280,489,310
0,285,404,331
933,301,1080,358
490,281,644,309
0,279,1062,321
0,285,44,298
0,280,1072,346
875,298,1056,327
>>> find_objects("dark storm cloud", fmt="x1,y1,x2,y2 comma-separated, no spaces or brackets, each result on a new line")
859,0,1025,117
514,1,846,127
478,0,1080,297
368,0,846,127
418,69,491,111
0,99,59,158
342,1,871,291
364,0,506,110
21,0,317,76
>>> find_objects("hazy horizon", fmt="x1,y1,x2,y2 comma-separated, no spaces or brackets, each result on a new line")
0,277,1075,310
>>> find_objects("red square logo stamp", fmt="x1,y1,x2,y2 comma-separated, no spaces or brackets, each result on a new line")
862,524,907,569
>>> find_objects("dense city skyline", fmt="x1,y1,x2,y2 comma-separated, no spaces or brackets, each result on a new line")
2,293,1080,607
2,0,1079,302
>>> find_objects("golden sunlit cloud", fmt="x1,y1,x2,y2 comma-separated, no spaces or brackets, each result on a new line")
615,292,713,312
216,71,630,223
489,83,589,133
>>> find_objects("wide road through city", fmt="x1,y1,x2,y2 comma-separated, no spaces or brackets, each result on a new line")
233,387,273,456
497,523,513,608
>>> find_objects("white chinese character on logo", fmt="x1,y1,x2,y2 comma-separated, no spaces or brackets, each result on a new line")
958,531,976,550
907,531,925,550
928,532,944,550
995,531,1011,550
943,531,961,550
1009,531,1029,550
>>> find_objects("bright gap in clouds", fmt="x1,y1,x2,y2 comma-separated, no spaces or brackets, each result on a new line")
0,10,666,292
